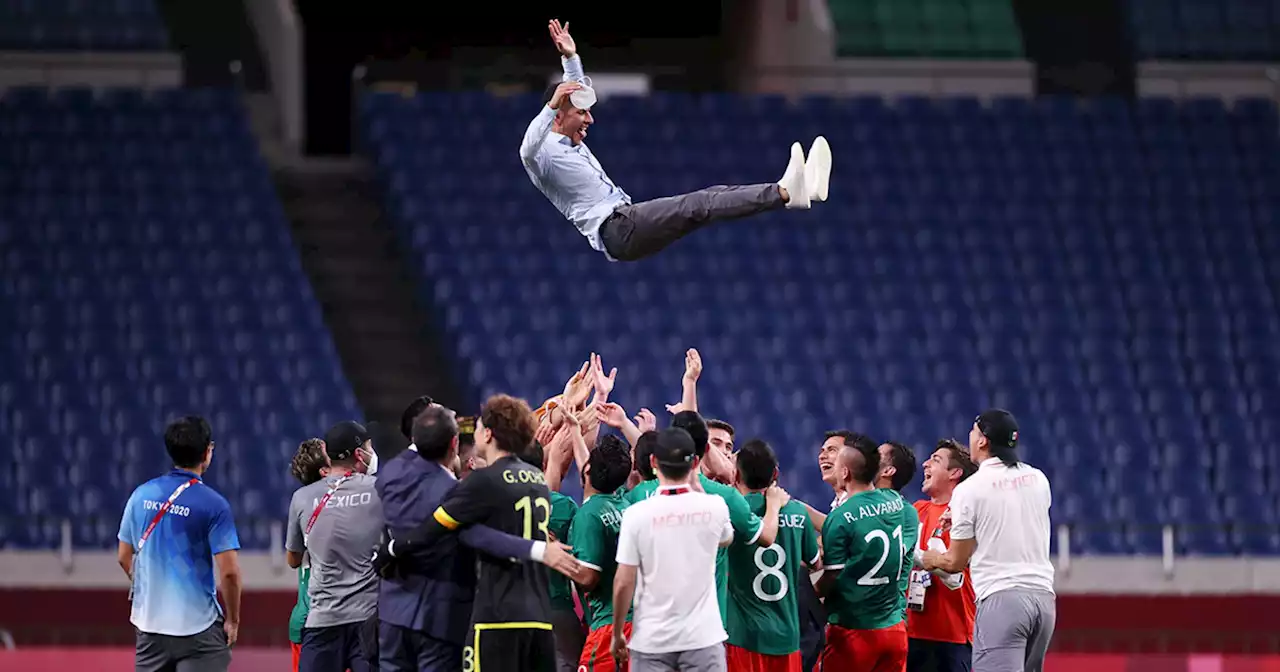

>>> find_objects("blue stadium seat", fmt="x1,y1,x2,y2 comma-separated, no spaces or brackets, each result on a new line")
359,90,1280,556
0,87,360,549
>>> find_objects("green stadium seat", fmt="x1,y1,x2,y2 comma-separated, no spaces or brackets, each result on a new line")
827,0,1024,58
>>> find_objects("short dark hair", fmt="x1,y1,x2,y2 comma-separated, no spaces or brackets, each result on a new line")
519,441,545,470
706,419,735,437
883,441,917,492
400,395,434,439
164,416,212,469
411,405,458,460
290,438,327,485
735,439,777,490
936,438,979,482
480,394,537,455
587,436,632,494
841,433,881,485
671,411,709,458
634,431,659,480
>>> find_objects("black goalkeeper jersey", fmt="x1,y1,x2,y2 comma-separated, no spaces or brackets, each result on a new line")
431,454,553,625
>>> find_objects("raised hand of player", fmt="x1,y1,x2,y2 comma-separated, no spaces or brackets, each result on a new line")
591,352,617,397
542,540,586,581
683,348,703,383
634,408,657,433
535,415,558,447
664,402,687,415
562,359,593,408
596,402,627,429
548,19,576,58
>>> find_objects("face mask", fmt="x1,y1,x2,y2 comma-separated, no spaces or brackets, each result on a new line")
365,449,379,476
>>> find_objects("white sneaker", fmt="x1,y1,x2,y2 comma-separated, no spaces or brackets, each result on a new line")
778,142,810,210
806,136,832,203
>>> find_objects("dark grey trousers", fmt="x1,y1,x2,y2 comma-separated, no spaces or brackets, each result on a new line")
550,607,586,672
135,618,231,672
972,589,1056,672
601,184,785,261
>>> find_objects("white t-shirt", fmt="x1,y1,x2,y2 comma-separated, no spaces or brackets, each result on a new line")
949,457,1055,601
616,486,733,654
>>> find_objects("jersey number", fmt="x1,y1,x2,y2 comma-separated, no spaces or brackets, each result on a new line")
462,645,474,672
514,495,550,540
857,526,904,586
752,544,788,602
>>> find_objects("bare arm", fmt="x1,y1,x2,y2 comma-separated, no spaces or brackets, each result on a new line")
214,550,242,645
117,541,134,580
611,564,637,644
923,537,976,575
802,501,828,532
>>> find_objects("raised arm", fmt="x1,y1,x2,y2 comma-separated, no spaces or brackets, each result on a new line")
549,19,585,83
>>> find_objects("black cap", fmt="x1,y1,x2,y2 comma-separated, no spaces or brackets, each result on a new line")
652,427,697,467
325,420,370,462
975,409,1019,449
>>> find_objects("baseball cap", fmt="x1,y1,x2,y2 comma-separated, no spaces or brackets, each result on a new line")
975,409,1019,449
652,427,697,467
325,420,370,461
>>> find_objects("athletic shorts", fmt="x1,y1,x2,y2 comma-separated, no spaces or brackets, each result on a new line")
291,642,301,672
466,623,557,672
726,644,802,672
817,622,908,672
579,623,632,672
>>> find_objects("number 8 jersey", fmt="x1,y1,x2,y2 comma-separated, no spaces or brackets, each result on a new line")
725,495,820,656
822,488,920,631
429,454,553,626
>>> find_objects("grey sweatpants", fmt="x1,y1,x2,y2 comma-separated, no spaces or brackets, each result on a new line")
135,618,231,672
972,589,1056,672
630,642,726,672
600,184,785,261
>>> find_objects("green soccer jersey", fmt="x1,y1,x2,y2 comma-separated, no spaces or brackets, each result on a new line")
726,494,820,656
288,565,310,644
822,488,919,631
624,475,765,618
569,492,632,631
894,490,920,620
547,491,579,611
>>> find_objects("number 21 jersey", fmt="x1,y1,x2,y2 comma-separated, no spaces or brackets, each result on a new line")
431,454,552,625
726,495,820,656
822,488,919,631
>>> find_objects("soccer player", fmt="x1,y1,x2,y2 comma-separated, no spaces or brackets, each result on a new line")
570,436,634,672
118,416,240,672
607,407,782,621
725,439,818,672
907,439,978,672
287,421,382,672
380,394,581,672
817,433,918,672
801,430,862,531
287,438,328,672
876,441,919,496
521,19,833,262
706,419,736,462
612,428,734,671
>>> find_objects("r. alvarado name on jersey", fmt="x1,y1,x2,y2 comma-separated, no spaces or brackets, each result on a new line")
839,496,904,524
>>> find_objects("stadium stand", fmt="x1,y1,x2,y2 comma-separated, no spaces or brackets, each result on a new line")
829,0,1023,58
0,0,168,51
361,90,1280,557
0,86,360,550
1126,0,1280,61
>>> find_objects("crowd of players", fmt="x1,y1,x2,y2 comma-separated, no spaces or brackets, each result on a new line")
276,348,1014,672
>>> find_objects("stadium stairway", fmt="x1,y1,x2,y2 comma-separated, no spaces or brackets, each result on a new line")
273,164,463,434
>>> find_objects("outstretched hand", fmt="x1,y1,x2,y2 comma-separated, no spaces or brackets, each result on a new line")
548,19,576,58
596,402,628,429
591,352,617,397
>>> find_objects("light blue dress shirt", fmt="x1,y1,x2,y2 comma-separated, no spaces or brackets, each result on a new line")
519,54,631,259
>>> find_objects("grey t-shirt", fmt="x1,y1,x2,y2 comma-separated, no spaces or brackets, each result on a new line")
286,472,383,628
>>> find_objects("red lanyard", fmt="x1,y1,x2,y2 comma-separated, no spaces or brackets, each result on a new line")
137,478,199,552
305,471,353,536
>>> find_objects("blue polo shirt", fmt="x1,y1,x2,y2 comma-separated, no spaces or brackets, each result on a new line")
118,468,240,636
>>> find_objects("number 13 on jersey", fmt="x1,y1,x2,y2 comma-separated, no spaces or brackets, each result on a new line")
515,495,550,540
